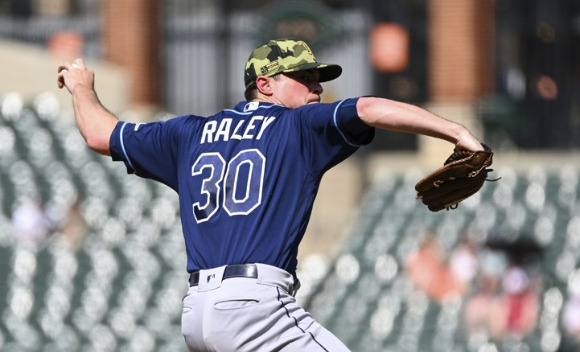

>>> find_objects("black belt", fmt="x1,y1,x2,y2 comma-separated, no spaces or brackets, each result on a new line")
189,264,258,287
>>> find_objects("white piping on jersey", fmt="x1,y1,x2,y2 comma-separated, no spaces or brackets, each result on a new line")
119,122,135,170
228,101,364,147
333,100,364,147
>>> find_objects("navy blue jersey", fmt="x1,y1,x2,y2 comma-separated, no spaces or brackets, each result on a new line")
109,98,374,276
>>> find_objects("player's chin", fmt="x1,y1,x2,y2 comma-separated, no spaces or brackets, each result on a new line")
307,99,321,104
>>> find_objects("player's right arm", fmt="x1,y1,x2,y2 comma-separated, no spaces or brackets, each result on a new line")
57,58,118,156
356,96,483,152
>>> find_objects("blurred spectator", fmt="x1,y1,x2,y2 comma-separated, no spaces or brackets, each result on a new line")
11,197,53,243
562,270,580,339
464,248,506,335
563,296,580,338
464,275,501,334
406,235,470,301
494,266,540,338
449,238,479,294
57,199,86,249
464,237,543,340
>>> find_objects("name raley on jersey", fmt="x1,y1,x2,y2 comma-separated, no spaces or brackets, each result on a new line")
200,102,277,144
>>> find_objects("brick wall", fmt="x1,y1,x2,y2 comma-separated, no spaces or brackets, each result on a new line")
428,0,494,102
103,0,161,109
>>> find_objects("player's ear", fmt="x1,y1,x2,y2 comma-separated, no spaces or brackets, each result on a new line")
255,76,274,96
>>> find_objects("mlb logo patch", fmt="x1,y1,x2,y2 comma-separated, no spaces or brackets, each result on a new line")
243,101,259,112
206,274,216,283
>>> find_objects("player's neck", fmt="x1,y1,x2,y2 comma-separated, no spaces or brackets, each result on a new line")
252,94,283,106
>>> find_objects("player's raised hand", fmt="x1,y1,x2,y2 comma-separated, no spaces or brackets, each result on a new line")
454,131,485,152
57,58,94,94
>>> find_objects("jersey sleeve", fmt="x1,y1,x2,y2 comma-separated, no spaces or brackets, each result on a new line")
298,97,374,172
109,118,183,190
331,98,375,146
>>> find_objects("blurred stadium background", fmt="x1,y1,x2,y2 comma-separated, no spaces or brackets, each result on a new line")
0,0,579,351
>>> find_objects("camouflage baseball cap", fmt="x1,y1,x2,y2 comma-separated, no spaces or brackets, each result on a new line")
244,38,342,89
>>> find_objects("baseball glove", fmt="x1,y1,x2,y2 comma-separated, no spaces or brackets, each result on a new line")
415,144,496,212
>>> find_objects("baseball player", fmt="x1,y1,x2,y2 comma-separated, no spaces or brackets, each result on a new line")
57,38,483,351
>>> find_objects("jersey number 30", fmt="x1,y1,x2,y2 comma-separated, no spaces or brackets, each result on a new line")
192,149,265,223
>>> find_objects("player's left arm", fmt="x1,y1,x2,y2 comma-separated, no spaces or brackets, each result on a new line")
57,58,118,156
356,96,483,152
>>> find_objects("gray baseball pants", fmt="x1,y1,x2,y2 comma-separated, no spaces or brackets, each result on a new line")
181,263,351,352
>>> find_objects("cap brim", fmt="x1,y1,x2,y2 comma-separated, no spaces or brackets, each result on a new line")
318,64,343,82
281,62,343,82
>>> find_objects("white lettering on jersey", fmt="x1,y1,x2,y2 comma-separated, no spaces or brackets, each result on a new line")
230,120,245,140
200,116,276,144
201,121,218,144
215,118,232,141
257,116,276,140
242,116,261,139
